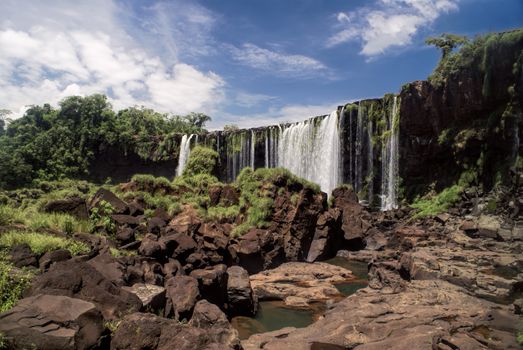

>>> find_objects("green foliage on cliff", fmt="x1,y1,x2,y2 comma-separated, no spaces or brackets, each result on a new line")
0,231,89,256
0,94,211,190
428,29,523,90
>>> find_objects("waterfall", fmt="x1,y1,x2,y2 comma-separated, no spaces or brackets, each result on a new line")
264,130,269,168
277,111,341,196
355,104,364,193
381,96,399,211
176,134,195,177
367,119,374,204
250,131,255,169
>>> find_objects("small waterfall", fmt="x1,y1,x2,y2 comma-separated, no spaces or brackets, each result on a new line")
355,104,364,193
367,119,374,204
277,111,341,196
176,134,195,176
381,96,399,211
250,130,255,169
264,130,269,168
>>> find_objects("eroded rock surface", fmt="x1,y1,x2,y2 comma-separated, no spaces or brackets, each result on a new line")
250,262,355,308
243,280,521,350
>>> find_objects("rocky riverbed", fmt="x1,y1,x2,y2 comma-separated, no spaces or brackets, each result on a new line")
0,173,522,349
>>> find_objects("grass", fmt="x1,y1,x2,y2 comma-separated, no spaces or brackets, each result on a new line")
0,231,89,256
109,247,137,258
182,146,219,177
121,191,181,215
0,258,34,312
410,185,462,219
0,205,91,234
205,205,240,222
130,174,173,193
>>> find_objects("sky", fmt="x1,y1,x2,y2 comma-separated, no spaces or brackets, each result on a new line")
0,0,522,129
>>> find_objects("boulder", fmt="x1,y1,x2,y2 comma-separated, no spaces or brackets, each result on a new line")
0,294,104,350
39,249,72,271
139,234,163,258
148,216,167,235
122,283,166,313
43,196,89,220
160,232,197,262
115,227,135,244
27,260,142,320
166,206,201,235
332,186,370,249
111,214,140,227
110,311,241,350
162,259,183,278
89,188,128,214
306,208,342,262
9,243,38,268
190,264,228,308
226,266,257,316
164,275,200,320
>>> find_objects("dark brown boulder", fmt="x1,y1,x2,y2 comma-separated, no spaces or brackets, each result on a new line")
332,186,370,249
0,294,104,350
43,196,88,220
232,228,284,274
89,188,128,214
226,265,257,316
368,261,406,294
27,260,142,320
164,275,200,320
111,214,140,227
209,185,222,206
115,226,135,244
162,258,183,278
220,185,240,206
87,251,127,286
10,243,38,268
39,249,72,271
306,208,342,262
160,232,197,261
139,234,163,258
189,299,232,329
148,216,167,235
110,311,241,350
190,264,228,309
166,206,201,235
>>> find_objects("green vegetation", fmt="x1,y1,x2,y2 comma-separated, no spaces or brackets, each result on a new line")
0,205,91,234
130,174,173,193
206,205,240,222
89,200,116,235
0,231,89,256
410,185,462,219
182,146,219,178
425,33,469,59
109,247,137,258
0,258,33,312
0,94,211,189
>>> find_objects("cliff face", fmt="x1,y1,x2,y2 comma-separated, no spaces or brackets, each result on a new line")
88,30,523,204
399,30,523,198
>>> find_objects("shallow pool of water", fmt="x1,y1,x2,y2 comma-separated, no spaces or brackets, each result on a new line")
231,300,315,340
232,258,369,340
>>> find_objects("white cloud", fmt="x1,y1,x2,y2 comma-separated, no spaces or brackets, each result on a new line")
212,101,343,129
0,0,224,118
327,0,459,56
228,43,327,78
234,92,277,108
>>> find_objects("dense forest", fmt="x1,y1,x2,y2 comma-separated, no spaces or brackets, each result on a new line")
0,96,211,189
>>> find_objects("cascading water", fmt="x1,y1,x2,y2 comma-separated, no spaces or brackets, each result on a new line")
176,134,195,176
381,96,399,211
277,111,341,196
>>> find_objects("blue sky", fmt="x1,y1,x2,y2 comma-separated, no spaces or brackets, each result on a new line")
0,0,521,128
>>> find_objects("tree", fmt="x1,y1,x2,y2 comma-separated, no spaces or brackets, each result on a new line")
426,33,469,59
223,124,239,132
184,112,211,128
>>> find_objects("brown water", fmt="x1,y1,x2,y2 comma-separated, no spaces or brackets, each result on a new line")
232,257,369,340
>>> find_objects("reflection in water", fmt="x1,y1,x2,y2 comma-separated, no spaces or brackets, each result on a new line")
231,301,314,340
233,257,369,340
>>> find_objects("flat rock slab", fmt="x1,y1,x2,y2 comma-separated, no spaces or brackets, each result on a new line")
242,279,521,350
0,294,104,350
250,262,355,307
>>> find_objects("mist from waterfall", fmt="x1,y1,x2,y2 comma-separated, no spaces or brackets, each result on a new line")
176,134,195,177
381,97,399,211
277,111,341,196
